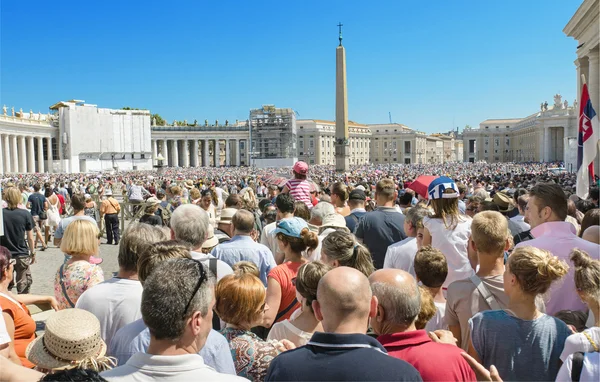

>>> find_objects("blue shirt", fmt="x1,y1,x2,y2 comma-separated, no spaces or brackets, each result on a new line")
108,318,236,375
265,332,422,381
27,192,46,216
211,235,276,286
54,215,97,239
470,310,570,381
345,210,367,233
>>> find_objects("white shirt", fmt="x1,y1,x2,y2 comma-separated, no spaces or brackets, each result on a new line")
75,278,143,351
260,222,282,261
555,352,599,382
306,227,337,262
190,251,234,282
383,237,418,276
423,216,474,288
425,301,447,332
510,214,530,232
560,328,600,362
0,303,10,346
101,352,244,382
267,319,313,348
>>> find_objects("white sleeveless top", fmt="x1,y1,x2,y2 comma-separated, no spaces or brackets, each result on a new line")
423,216,474,288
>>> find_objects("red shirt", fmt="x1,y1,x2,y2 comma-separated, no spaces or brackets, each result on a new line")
377,330,476,381
268,261,302,322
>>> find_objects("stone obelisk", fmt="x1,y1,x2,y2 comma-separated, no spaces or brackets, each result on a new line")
335,22,350,173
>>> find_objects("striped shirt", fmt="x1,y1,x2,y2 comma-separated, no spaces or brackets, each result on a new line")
285,179,312,208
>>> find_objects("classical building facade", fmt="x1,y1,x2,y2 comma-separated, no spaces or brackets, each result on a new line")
297,120,370,165
463,96,578,165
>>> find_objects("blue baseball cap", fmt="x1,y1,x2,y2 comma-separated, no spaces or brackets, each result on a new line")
428,176,459,200
273,217,308,238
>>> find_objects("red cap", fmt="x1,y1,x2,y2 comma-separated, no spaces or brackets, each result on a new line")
293,161,308,175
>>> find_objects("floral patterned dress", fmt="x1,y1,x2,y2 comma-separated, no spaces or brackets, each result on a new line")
54,260,104,310
221,327,281,381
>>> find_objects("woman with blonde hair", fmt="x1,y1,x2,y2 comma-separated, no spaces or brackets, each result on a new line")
422,177,473,288
263,218,319,328
217,273,293,381
267,261,331,346
54,220,104,309
320,230,375,277
469,246,571,381
330,182,351,216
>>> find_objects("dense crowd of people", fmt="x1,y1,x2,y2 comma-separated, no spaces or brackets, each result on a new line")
0,160,599,381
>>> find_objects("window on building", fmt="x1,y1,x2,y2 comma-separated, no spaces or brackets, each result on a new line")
384,142,388,149
405,141,411,153
309,140,314,148
51,138,58,160
310,159,314,164
240,141,245,149
299,141,303,149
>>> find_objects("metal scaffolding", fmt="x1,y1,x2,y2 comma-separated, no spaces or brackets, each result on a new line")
249,105,296,162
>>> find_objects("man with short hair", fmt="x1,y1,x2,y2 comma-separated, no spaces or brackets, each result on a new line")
265,267,422,381
397,190,414,213
516,183,600,314
100,188,121,245
26,183,47,250
260,193,295,264
212,210,275,286
510,194,531,233
457,183,467,214
76,223,168,350
170,204,233,281
53,193,96,247
107,241,235,374
102,257,241,381
384,207,429,276
369,268,475,381
345,189,367,233
356,179,407,269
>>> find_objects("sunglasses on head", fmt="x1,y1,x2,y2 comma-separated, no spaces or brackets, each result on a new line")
182,259,208,318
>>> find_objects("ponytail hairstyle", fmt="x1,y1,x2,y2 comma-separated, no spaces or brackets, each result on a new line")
321,230,375,277
508,246,569,295
330,182,349,203
294,261,332,312
276,228,319,254
570,249,600,301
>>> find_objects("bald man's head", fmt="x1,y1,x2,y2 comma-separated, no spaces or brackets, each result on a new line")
582,225,600,244
369,269,421,328
313,267,374,332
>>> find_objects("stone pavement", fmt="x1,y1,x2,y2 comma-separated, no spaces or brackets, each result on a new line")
28,238,121,332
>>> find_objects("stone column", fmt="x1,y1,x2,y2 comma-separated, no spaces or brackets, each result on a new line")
234,139,240,166
11,136,18,173
182,140,190,167
173,140,179,167
576,56,589,106
588,50,600,117
214,139,220,167
152,140,158,162
203,140,210,167
37,137,44,173
0,135,4,175
27,137,35,173
46,137,53,173
2,135,9,173
225,139,230,166
191,140,199,167
18,136,27,173
163,140,170,167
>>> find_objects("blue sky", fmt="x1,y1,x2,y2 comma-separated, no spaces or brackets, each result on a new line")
0,0,582,133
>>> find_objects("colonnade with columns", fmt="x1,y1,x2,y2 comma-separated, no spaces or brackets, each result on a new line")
0,134,55,174
151,138,248,167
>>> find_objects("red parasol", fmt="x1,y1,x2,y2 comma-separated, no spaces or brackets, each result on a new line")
407,175,438,199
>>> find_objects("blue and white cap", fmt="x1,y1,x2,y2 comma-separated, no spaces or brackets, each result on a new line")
428,176,459,200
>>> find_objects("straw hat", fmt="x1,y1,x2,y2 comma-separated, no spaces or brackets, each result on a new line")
202,225,219,248
26,309,115,371
184,180,194,189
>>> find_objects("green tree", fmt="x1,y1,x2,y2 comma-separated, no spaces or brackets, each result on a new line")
152,113,165,126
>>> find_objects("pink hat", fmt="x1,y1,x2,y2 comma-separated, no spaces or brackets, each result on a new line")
293,161,308,175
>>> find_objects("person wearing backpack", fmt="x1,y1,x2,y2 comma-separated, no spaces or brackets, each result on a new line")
344,189,367,233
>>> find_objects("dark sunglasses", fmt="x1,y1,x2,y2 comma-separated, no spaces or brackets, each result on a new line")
182,259,208,318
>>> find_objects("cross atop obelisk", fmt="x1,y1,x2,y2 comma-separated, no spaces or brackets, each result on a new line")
335,22,350,173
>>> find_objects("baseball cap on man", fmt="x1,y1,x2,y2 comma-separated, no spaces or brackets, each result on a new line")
293,161,308,175
349,189,366,201
428,176,459,200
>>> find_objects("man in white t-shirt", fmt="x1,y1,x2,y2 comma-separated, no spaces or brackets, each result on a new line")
383,207,428,275
76,223,168,350
169,204,233,281
102,258,243,382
